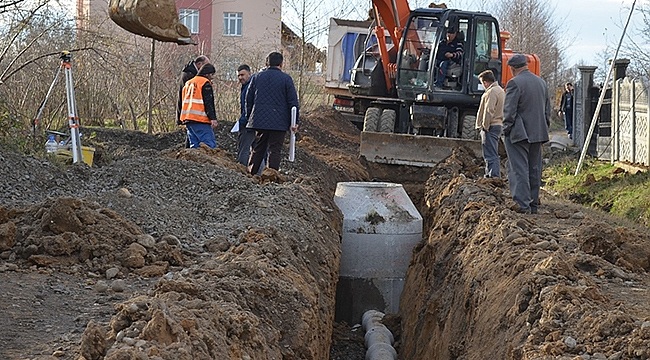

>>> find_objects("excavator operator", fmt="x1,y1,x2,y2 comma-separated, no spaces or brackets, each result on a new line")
434,26,464,88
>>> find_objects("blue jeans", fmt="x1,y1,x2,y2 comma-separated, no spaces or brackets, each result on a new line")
481,125,502,177
435,60,452,87
564,109,573,138
186,122,216,148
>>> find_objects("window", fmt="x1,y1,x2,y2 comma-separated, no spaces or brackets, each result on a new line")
179,9,199,34
472,19,501,92
223,12,243,36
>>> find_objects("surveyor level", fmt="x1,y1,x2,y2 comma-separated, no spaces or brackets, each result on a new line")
34,51,83,163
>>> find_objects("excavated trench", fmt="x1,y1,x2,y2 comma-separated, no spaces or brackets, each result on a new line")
1,108,649,359
334,147,650,359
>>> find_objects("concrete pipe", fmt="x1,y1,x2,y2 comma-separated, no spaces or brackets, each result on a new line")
362,310,397,360
365,325,394,347
362,310,385,330
366,343,398,360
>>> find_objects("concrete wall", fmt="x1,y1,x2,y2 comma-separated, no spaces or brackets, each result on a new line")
612,77,650,166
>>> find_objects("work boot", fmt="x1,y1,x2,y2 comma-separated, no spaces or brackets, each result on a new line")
509,203,531,214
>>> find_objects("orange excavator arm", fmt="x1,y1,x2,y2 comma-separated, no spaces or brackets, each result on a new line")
371,0,412,92
500,31,541,84
372,0,412,45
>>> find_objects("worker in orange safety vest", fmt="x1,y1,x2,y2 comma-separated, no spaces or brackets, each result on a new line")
180,63,219,148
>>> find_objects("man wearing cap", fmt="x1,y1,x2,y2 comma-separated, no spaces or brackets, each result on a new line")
434,26,464,88
503,54,551,214
177,55,210,148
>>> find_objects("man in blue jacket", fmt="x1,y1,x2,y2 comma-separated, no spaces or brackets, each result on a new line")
245,52,299,175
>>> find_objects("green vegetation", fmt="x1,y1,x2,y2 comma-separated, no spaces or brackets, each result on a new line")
543,158,650,227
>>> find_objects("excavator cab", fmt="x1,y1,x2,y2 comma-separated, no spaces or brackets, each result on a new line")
396,10,503,98
109,0,194,44
389,9,505,138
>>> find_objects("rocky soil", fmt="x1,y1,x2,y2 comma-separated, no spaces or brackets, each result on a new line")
0,107,649,360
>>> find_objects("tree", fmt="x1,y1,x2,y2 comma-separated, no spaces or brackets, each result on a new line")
0,0,78,151
491,0,565,89
618,2,650,79
282,0,360,110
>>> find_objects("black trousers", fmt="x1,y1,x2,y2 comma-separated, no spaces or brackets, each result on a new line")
248,130,286,175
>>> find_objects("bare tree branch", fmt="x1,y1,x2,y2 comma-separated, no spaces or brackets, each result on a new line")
0,0,27,13
0,20,62,81
0,1,48,65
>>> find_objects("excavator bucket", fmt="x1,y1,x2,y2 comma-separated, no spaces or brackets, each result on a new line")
360,132,482,167
109,0,194,45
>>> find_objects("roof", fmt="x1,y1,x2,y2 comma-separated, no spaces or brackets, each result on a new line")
331,18,373,28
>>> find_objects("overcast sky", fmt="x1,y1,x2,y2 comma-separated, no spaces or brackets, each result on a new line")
559,0,644,66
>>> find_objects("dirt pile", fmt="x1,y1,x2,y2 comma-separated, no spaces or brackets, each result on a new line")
400,147,650,359
0,107,369,359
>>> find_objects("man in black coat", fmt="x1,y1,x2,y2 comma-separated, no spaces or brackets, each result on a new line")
558,82,574,139
245,52,299,175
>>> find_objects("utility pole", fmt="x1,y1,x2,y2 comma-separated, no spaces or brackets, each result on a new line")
147,39,156,134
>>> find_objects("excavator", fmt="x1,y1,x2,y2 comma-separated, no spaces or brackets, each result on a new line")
330,1,540,166
108,0,194,44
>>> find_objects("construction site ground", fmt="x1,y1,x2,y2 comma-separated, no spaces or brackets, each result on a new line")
0,107,649,360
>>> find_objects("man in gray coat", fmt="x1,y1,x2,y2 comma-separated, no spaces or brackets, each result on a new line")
503,54,551,214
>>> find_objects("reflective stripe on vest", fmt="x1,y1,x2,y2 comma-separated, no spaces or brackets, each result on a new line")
180,76,210,124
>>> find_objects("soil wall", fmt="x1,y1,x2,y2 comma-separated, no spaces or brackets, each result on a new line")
400,149,650,359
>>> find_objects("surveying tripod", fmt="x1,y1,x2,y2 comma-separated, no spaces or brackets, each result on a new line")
34,51,83,164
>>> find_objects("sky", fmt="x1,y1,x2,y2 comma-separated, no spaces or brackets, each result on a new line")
558,0,645,66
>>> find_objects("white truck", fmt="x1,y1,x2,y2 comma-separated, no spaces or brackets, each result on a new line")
325,17,391,129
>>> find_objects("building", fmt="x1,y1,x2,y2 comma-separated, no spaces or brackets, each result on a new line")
78,0,283,76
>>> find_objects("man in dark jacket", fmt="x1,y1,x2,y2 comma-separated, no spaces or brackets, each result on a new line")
236,64,254,165
177,55,209,147
558,82,574,139
503,54,551,214
245,52,299,175
434,27,463,88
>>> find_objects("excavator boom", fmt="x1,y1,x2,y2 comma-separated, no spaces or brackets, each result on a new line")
109,0,194,44
371,0,411,46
